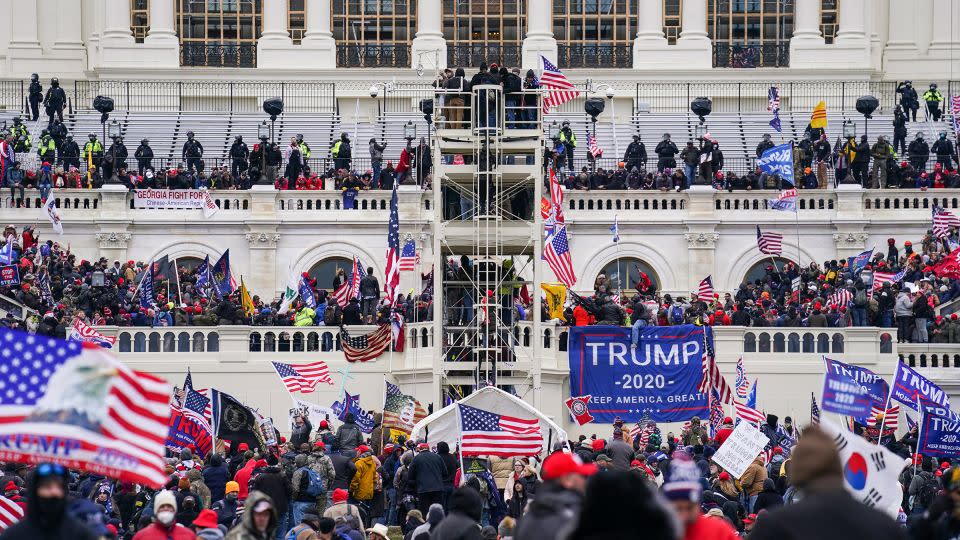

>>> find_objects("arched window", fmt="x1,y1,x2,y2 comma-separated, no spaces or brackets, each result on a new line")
175,256,205,273
309,257,354,292
742,258,795,288
598,258,659,293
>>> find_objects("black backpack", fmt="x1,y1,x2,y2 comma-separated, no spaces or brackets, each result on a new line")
917,475,940,509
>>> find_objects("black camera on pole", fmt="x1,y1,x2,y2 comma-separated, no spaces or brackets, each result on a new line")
262,97,284,121
690,96,712,124
93,95,114,124
584,98,605,121
855,95,879,119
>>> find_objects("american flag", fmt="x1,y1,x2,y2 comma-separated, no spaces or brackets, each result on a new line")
872,269,906,290
175,371,213,425
698,329,733,404
906,412,917,432
0,328,170,488
756,226,783,256
631,409,651,442
952,95,960,139
709,387,725,437
385,182,400,305
271,361,334,393
181,370,212,420
734,400,766,424
458,403,543,457
398,239,419,271
810,392,821,425
735,357,750,400
829,289,853,307
540,55,580,113
933,205,960,239
67,318,117,349
383,381,427,434
332,257,364,308
544,226,577,287
768,87,782,133
587,132,603,158
0,495,23,531
866,404,900,431
697,275,715,300
340,324,392,363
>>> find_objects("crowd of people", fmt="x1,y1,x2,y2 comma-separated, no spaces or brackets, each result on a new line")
6,404,960,540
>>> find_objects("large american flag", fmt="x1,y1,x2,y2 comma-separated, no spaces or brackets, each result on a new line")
756,226,783,256
587,133,603,158
332,257,364,308
698,329,733,404
734,400,766,424
709,387,725,437
271,361,333,393
872,269,905,291
458,403,543,457
67,318,117,349
340,324,392,363
829,289,853,307
398,239,419,271
540,55,580,113
933,205,960,239
810,392,821,425
544,226,577,287
181,370,212,421
735,357,750,400
697,275,715,300
866,404,900,431
385,182,400,305
0,495,23,531
0,328,170,488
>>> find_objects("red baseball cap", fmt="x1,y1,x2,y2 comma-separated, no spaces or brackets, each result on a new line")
192,509,219,529
743,514,758,525
541,452,597,481
238,443,250,451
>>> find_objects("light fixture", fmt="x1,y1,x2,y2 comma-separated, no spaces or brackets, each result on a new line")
258,120,269,140
107,119,121,139
694,123,707,139
404,121,417,141
842,119,856,139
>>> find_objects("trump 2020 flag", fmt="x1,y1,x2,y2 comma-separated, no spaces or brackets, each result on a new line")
919,406,960,458
821,357,873,418
819,418,909,518
67,318,117,349
891,360,951,411
757,142,794,183
298,275,317,309
0,328,171,488
332,392,375,433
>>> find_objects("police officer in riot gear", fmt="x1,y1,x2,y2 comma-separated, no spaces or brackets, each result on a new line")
182,131,204,173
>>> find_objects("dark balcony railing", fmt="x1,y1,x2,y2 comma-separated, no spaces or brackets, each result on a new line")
447,44,523,68
336,44,410,68
180,42,257,68
713,42,790,68
557,44,633,68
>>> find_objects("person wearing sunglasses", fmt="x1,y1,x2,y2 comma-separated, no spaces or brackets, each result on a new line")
0,462,97,540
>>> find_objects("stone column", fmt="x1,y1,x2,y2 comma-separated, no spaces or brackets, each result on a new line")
836,0,866,41
259,0,292,42
791,0,824,43
145,0,177,43
930,0,960,52
521,0,557,69
634,0,666,43
9,0,41,49
672,0,711,69
101,0,135,42
678,0,709,42
300,0,337,69
54,0,85,49
412,0,447,69
885,0,919,51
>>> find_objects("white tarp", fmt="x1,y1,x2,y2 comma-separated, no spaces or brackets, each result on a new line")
410,387,567,456
711,422,769,478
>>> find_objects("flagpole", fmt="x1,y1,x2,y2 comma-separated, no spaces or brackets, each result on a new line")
130,258,153,302
173,257,183,304
876,362,897,446
455,402,465,484
914,395,924,475
380,377,388,453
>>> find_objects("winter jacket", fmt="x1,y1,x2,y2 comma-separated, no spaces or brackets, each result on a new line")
358,274,380,299
407,450,447,494
606,438,634,471
323,502,365,530
428,487,482,540
753,479,784,513
224,490,277,540
251,466,292,516
211,496,240,528
131,522,196,540
204,456,229,503
489,456,515,490
234,460,256,500
290,418,312,448
349,453,380,501
750,489,905,540
336,421,363,455
330,451,357,492
740,457,768,496
513,481,582,540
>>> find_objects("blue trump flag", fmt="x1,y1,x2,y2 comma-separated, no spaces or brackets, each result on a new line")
892,361,951,411
847,249,874,275
757,142,794,184
821,357,873,418
298,275,317,309
332,392,375,433
212,250,234,295
919,407,960,458
567,324,709,423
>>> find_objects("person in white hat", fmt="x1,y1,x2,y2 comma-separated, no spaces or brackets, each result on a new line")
365,523,390,540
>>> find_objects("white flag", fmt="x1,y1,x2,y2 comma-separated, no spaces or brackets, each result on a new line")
43,197,63,235
819,418,909,518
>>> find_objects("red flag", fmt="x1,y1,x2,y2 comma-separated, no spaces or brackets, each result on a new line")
933,248,960,279
564,395,594,426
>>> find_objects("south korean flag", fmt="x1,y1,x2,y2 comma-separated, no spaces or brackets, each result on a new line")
820,418,910,518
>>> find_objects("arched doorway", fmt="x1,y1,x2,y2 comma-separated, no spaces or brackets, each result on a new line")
742,257,794,287
308,257,353,291
597,258,659,294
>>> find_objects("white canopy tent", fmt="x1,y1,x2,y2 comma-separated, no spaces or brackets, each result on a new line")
409,387,568,455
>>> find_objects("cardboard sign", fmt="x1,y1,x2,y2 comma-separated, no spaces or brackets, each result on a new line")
711,422,770,478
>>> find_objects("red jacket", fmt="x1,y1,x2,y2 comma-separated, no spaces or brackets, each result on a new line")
131,522,196,540
714,426,734,446
234,459,256,500
683,513,740,540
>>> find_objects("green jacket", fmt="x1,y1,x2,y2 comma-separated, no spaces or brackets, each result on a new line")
294,306,315,326
83,140,104,158
559,128,577,148
923,89,944,103
330,140,342,157
38,135,55,156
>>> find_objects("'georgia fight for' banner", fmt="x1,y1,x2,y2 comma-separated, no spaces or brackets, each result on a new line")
567,325,708,423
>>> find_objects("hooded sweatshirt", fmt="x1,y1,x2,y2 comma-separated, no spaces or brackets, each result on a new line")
1,471,98,540
224,490,277,540
428,486,482,540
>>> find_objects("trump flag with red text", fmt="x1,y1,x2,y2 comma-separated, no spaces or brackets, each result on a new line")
0,328,171,488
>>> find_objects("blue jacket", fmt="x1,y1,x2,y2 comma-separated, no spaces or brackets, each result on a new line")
203,455,229,503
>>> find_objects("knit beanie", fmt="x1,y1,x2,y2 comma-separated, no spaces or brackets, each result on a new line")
154,490,178,512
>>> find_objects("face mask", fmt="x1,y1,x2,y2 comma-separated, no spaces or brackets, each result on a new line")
226,493,238,502
157,510,175,526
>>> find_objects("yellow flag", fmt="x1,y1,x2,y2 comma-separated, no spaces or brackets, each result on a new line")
541,283,567,321
810,100,828,129
240,277,254,317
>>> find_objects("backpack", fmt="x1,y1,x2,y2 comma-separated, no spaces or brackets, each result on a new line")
298,466,325,498
670,305,684,324
854,289,868,307
917,474,939,509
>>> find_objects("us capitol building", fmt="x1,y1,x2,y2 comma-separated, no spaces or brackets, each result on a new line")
1,0,959,434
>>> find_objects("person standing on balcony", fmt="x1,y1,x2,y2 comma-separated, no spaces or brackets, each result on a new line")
359,267,379,324
331,132,351,171
60,134,80,172
502,67,523,129
909,132,930,173
369,137,386,188
43,78,66,126
896,80,919,122
932,132,957,171
655,133,678,173
36,130,55,166
229,135,248,178
82,133,103,174
182,131,204,174
445,68,469,129
623,135,646,174
285,136,302,186
135,138,154,176
923,83,944,122
870,135,891,189
813,134,831,189
27,73,42,122
892,105,908,155
680,141,698,189
851,135,870,186
559,121,577,171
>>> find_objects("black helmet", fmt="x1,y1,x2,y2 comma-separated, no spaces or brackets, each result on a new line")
663,133,670,139
12,117,21,124
186,131,194,138
88,133,96,139
562,120,570,127
50,78,59,86
296,134,304,142
931,83,938,89
141,138,148,145
30,73,38,81
66,134,73,140
235,135,242,141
